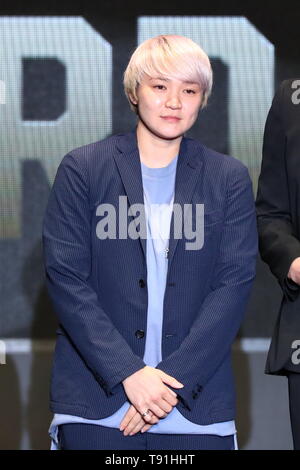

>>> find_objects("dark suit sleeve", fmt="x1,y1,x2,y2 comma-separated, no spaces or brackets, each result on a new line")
256,80,300,300
43,152,146,396
156,165,258,412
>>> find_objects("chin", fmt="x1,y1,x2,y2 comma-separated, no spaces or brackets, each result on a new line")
159,132,184,141
140,119,186,141
152,127,185,141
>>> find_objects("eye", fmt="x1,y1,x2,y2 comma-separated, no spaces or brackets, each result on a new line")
153,85,166,90
184,89,196,94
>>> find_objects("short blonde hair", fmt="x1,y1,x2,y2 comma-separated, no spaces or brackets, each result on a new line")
123,35,213,113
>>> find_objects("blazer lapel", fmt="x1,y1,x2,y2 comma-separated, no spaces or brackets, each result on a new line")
113,130,204,266
167,137,204,270
114,130,147,259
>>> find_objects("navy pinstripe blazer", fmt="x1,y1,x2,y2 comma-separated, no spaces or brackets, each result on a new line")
43,129,258,424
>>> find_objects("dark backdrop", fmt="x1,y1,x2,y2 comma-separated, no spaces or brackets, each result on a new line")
1,0,300,339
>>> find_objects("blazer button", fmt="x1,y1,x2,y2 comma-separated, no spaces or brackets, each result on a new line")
139,279,146,288
135,329,145,339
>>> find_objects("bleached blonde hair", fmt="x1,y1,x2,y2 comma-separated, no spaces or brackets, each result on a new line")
123,35,213,113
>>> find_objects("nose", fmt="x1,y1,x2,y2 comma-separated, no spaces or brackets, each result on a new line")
165,92,182,109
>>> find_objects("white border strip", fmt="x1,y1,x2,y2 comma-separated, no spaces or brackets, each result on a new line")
1,338,271,354
4,339,55,353
233,338,271,353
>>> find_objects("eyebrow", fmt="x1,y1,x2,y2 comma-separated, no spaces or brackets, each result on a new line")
149,77,199,85
149,76,169,82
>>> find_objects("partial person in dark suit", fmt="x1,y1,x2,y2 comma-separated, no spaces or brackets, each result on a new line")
256,79,300,450
43,35,258,450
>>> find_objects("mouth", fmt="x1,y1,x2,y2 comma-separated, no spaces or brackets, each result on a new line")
160,116,181,122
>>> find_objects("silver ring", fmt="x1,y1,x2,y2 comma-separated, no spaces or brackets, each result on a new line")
142,409,150,417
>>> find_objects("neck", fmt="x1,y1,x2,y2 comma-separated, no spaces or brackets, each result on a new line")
136,121,182,168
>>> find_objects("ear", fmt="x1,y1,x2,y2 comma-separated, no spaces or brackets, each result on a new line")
128,92,138,106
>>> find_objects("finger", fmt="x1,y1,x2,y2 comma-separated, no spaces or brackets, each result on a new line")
141,423,152,433
123,413,143,436
127,417,146,436
167,388,178,398
120,406,136,428
161,399,175,414
140,408,160,424
164,390,179,406
119,405,136,431
153,397,175,417
129,412,156,435
147,403,169,419
168,396,179,407
157,370,184,388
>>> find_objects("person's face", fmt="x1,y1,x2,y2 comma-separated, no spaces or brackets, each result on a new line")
131,74,203,141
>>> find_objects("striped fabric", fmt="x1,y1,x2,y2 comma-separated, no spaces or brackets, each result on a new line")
57,423,237,450
43,129,258,425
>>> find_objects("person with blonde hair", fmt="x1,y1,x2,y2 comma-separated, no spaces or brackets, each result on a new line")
44,34,257,450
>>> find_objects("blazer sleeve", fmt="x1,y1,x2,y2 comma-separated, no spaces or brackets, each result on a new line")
256,80,300,300
155,165,258,412
43,152,146,396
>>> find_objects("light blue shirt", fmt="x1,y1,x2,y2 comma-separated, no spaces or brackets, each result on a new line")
49,155,236,449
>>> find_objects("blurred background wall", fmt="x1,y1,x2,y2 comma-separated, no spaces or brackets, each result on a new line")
1,0,300,449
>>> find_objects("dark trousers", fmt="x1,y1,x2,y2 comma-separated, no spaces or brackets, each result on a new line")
288,372,300,450
58,423,236,450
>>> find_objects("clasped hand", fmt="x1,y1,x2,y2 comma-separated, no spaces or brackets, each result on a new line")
288,257,300,285
119,365,184,436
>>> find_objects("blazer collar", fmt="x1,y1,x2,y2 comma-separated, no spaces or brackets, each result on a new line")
115,128,201,168
113,129,204,268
